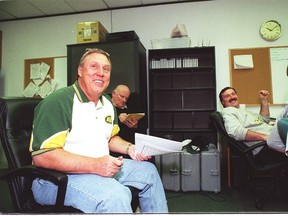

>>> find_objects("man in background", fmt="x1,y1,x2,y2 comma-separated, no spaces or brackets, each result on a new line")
219,87,288,163
111,85,139,142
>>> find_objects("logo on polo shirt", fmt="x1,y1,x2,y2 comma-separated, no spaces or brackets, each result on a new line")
105,115,112,124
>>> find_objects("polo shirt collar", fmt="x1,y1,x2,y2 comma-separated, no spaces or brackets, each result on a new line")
72,81,104,105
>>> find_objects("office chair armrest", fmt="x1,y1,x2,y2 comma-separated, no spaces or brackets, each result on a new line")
243,141,267,154
0,165,68,209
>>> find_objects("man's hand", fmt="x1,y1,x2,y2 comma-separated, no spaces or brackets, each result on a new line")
118,113,128,122
118,113,138,128
258,90,270,116
259,90,269,101
124,118,138,128
127,144,151,161
96,155,124,177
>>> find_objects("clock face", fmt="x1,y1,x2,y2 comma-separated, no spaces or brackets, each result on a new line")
260,20,282,41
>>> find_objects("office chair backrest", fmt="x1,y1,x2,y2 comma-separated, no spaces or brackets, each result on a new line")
209,111,288,171
0,97,42,169
209,111,252,153
0,97,42,212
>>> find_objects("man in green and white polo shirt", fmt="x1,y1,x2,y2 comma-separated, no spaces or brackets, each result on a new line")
29,48,168,213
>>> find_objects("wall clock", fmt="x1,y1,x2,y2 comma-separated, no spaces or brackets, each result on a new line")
260,20,282,41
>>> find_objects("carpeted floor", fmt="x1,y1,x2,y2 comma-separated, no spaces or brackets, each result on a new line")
1,168,288,213
166,190,241,213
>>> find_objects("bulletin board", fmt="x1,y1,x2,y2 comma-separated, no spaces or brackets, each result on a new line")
24,56,67,98
24,57,54,98
229,46,288,105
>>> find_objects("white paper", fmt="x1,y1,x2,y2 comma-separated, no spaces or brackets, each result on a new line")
270,48,288,104
49,78,57,92
23,81,38,97
40,62,51,80
135,133,184,156
37,80,52,98
270,47,288,61
30,63,41,79
33,78,44,86
234,54,254,69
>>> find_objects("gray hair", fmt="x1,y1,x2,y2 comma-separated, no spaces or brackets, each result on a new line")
79,48,111,67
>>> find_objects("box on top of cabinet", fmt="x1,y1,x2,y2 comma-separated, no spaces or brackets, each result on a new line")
151,37,191,49
77,21,108,44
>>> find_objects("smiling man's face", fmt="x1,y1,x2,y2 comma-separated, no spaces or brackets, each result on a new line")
220,88,239,108
78,52,111,102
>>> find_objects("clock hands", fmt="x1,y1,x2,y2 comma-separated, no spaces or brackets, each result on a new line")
266,25,279,31
260,20,281,41
271,25,279,30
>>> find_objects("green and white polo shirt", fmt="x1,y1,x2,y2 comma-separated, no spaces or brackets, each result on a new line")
29,81,119,158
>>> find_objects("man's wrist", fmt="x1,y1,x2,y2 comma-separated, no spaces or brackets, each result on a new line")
126,143,132,155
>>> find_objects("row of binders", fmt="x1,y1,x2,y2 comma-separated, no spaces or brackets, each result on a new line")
150,57,199,69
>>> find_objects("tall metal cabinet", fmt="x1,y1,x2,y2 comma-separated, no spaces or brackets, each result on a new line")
67,39,147,116
148,47,217,144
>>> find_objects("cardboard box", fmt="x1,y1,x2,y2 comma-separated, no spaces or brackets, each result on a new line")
77,21,108,43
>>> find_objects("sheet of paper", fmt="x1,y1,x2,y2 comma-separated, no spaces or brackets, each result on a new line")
23,81,38,97
49,78,57,92
40,62,51,80
33,78,44,86
135,133,184,156
30,63,41,79
234,54,254,69
37,80,52,98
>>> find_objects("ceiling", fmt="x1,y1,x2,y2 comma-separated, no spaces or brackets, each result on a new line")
0,0,210,22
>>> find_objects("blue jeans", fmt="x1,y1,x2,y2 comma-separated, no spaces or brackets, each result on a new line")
32,159,168,213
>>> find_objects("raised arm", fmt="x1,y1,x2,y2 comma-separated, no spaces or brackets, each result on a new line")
259,90,270,117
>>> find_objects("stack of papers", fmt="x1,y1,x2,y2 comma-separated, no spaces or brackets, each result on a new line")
135,133,185,156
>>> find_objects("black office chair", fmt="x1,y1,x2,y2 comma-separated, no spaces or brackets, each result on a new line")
0,97,139,213
209,111,288,210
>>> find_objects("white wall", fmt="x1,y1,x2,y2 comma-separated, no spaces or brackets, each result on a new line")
0,0,287,115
